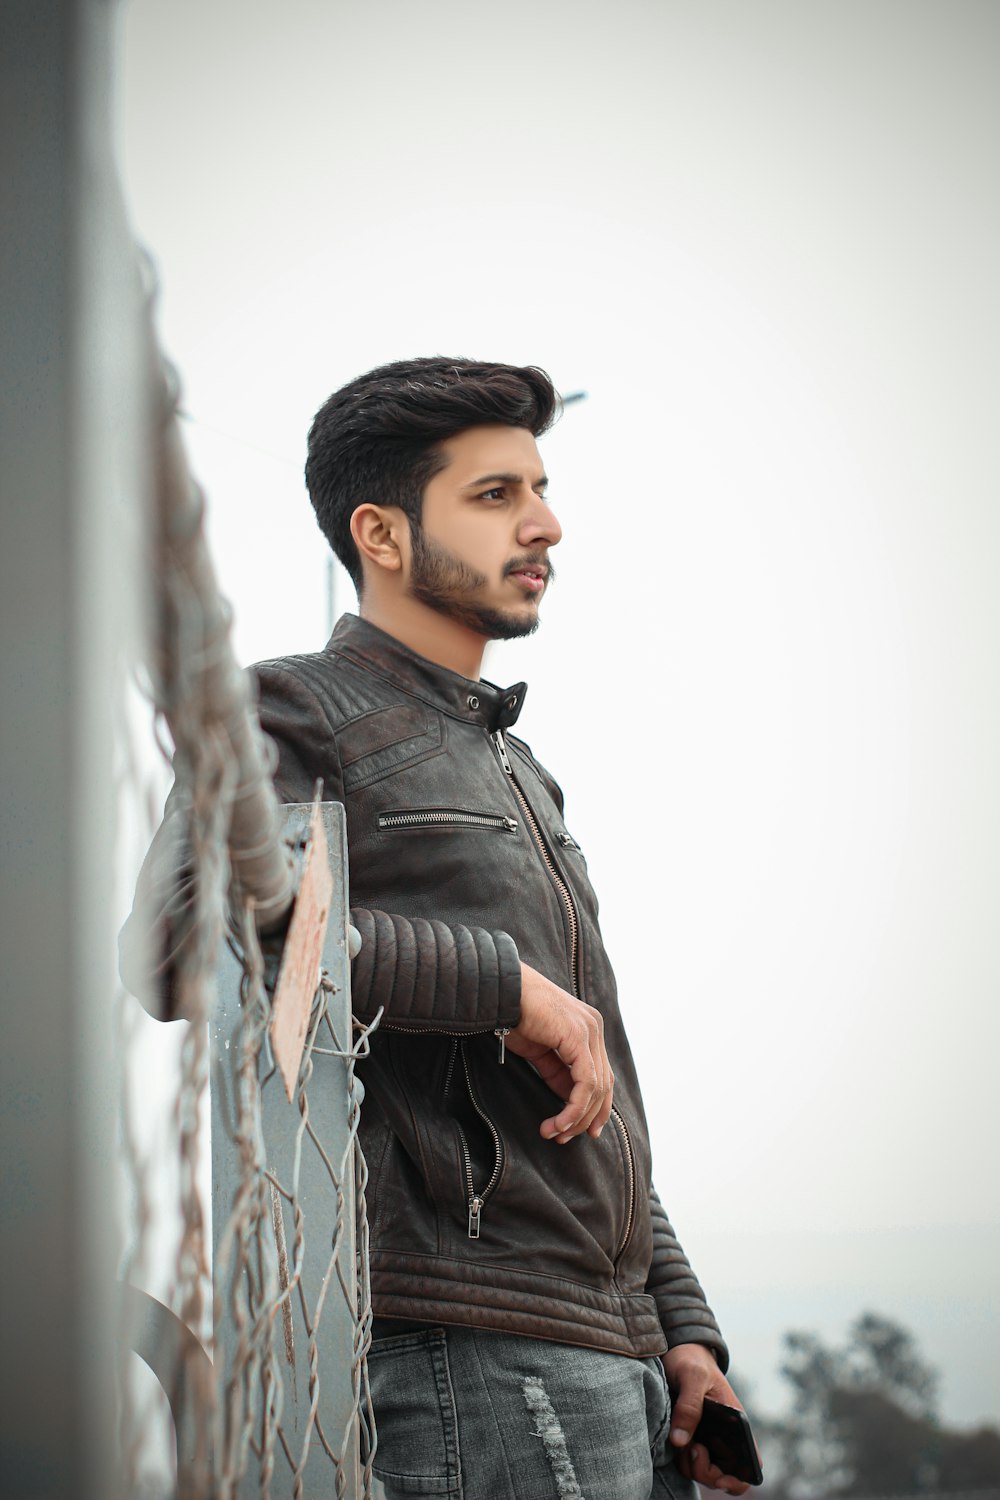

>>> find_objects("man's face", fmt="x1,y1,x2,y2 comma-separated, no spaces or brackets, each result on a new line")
407,424,562,641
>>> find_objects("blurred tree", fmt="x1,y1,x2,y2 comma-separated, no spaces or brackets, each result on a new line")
935,1423,1000,1492
749,1312,1000,1499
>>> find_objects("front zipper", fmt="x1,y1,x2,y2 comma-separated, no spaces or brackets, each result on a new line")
378,808,518,833
378,741,637,1259
492,730,580,995
492,729,638,1260
610,1108,638,1260
444,1039,505,1238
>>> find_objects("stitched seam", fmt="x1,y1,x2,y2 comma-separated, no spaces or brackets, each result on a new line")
336,705,430,767
468,1329,519,1500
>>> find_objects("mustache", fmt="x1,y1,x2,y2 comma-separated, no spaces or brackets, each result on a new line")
504,552,556,586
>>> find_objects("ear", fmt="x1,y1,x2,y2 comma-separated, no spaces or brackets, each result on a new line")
350,504,409,577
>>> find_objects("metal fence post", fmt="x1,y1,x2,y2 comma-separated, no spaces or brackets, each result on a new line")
1,2,143,1495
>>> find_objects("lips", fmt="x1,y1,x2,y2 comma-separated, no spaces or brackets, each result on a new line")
508,568,547,594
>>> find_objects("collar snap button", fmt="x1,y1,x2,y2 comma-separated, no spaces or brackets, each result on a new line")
467,694,480,710
506,694,518,709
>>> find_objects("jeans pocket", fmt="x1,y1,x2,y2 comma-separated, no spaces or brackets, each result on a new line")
645,1356,673,1459
647,1363,698,1500
368,1328,462,1497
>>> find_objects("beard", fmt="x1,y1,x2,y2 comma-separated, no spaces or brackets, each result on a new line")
407,527,552,641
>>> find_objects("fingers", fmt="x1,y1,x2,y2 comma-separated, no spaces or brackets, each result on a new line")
586,1029,615,1137
512,965,614,1142
663,1349,753,1495
546,1075,614,1141
523,1048,612,1141
680,1446,749,1495
669,1392,707,1450
529,1049,575,1101
546,1009,613,1143
544,1072,601,1141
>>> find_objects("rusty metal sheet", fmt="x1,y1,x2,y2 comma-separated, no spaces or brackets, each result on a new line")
270,800,333,1100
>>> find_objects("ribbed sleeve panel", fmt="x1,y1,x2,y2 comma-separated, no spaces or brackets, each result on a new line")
646,1187,730,1371
349,907,522,1031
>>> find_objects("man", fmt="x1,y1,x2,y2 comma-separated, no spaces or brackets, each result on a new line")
243,356,749,1499
126,355,750,1498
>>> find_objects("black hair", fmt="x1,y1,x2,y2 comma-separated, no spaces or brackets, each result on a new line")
304,355,559,588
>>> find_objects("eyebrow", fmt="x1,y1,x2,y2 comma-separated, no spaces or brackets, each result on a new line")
461,472,549,490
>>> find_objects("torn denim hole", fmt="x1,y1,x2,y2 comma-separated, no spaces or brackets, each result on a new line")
522,1377,586,1500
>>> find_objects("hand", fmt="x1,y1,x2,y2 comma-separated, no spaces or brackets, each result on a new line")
504,963,614,1143
662,1343,755,1495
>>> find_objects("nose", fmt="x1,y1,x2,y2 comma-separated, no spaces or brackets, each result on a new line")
517,492,562,550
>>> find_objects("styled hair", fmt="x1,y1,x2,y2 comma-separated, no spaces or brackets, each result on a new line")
305,355,559,588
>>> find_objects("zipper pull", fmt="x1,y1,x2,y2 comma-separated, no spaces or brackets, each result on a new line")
495,1027,509,1064
468,1196,483,1239
493,729,513,775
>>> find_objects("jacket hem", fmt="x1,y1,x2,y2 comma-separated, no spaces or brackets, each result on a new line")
370,1253,669,1360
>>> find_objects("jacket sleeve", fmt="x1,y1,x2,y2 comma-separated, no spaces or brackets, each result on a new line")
120,660,522,1032
646,1186,730,1371
349,908,520,1031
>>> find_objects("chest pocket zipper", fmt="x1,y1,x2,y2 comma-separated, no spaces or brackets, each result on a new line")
444,1040,505,1239
378,809,518,833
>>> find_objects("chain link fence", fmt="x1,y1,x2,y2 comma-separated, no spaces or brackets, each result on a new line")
117,333,378,1498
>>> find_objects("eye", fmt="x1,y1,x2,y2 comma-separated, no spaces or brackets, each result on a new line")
479,487,507,503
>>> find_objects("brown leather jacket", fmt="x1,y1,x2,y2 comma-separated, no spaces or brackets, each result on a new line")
246,614,728,1365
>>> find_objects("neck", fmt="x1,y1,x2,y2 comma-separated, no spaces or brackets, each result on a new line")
359,592,487,680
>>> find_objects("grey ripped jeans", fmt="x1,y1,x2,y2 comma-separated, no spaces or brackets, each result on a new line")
366,1325,698,1500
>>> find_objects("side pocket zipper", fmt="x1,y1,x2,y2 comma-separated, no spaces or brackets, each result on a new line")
446,1040,505,1240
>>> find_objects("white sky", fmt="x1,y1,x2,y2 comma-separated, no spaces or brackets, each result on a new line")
118,0,1000,1423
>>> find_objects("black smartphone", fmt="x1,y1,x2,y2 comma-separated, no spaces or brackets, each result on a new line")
692,1396,764,1486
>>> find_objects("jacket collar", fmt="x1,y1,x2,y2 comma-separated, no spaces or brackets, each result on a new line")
325,613,528,732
